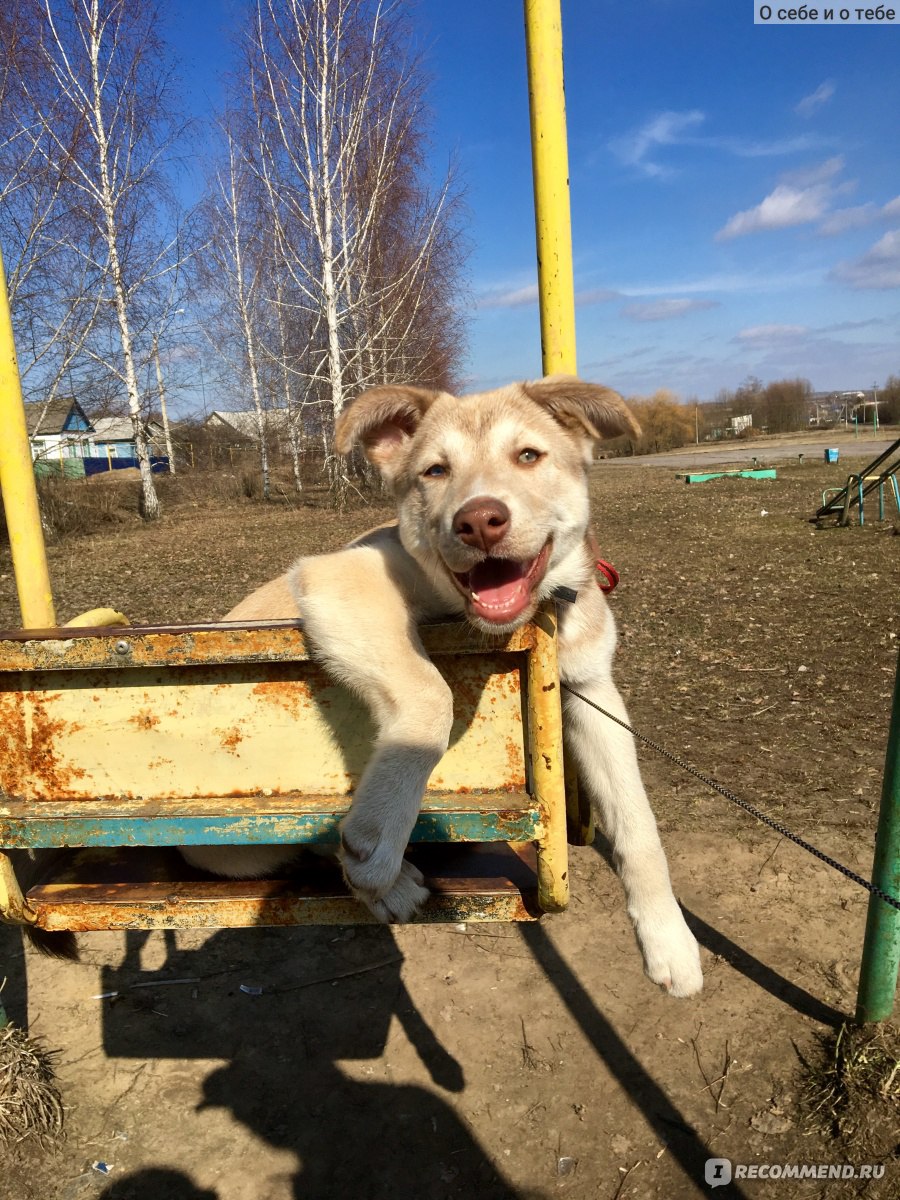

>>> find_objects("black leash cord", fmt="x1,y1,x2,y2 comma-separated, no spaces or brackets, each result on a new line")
562,683,900,914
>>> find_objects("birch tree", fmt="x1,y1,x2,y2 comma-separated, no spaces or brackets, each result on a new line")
197,122,272,499
18,0,188,519
242,0,466,503
0,2,111,420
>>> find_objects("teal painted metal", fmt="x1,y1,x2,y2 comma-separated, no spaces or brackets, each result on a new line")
676,468,777,484
0,796,542,849
856,647,900,1023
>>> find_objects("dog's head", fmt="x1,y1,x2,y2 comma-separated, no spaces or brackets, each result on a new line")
336,376,640,633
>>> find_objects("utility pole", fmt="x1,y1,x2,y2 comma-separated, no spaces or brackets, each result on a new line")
152,335,177,474
873,382,880,433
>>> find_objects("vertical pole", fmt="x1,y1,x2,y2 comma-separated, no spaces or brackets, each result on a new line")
523,1,585,847
856,648,900,1023
524,0,577,377
527,606,569,912
0,245,57,627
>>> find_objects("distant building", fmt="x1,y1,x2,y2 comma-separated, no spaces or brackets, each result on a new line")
91,415,166,460
205,408,294,443
24,398,167,470
24,397,94,460
728,414,752,435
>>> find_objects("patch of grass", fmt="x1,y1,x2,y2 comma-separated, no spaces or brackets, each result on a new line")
802,1021,900,1161
36,476,137,537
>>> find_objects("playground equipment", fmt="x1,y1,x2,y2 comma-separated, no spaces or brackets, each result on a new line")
0,0,587,968
675,468,777,484
812,435,900,526
1,20,899,1159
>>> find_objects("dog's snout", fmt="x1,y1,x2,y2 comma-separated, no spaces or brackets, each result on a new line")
452,495,510,552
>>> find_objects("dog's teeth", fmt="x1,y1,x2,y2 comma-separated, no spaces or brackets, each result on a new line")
470,591,480,601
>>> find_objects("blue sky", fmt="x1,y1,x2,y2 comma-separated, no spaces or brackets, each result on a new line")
165,1,900,402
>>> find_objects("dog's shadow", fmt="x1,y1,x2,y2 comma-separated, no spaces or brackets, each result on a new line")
89,924,539,1200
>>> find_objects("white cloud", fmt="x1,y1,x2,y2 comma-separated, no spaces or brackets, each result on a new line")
609,110,825,179
830,230,900,289
574,287,620,306
820,195,900,235
780,156,845,189
476,282,618,310
819,203,881,235
735,324,809,343
716,157,845,239
617,269,821,296
717,184,831,239
795,80,835,118
623,298,718,321
609,110,705,179
476,283,539,310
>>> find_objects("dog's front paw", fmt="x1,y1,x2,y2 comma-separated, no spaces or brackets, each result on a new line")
634,904,703,998
339,828,429,923
354,858,430,923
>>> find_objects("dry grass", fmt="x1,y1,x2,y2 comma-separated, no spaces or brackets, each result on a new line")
802,1021,900,1161
0,1024,65,1147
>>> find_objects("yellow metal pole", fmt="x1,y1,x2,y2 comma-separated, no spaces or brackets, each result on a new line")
528,604,569,913
524,5,590,844
524,0,577,376
0,244,57,627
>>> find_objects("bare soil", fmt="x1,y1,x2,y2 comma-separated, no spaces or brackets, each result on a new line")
1,444,899,1200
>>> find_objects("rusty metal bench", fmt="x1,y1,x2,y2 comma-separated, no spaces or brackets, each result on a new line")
0,609,576,938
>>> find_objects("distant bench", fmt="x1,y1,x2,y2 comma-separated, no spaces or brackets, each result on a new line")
675,468,777,484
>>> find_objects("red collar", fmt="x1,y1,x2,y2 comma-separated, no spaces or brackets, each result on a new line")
595,558,619,593
586,532,619,594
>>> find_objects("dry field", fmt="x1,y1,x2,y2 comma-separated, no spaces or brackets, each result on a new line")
1,443,898,1200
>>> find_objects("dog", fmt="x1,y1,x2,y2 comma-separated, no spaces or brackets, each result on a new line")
179,375,703,998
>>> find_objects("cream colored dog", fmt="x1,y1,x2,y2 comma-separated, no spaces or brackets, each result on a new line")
184,376,703,998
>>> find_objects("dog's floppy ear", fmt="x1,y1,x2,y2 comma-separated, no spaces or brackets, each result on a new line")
335,385,440,468
522,375,641,442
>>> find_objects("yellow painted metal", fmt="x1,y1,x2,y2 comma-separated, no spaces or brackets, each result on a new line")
524,0,577,376
65,608,130,628
0,653,527,803
0,850,36,926
30,845,541,930
527,607,569,912
0,244,57,628
1,613,569,927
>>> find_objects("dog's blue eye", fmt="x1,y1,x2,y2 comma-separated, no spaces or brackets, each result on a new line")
423,463,447,478
518,448,542,464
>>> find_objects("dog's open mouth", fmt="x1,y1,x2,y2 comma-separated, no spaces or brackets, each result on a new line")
451,542,551,624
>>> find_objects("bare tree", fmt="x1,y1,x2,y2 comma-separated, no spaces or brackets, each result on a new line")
0,1,113,423
240,0,466,503
15,0,189,519
196,121,272,499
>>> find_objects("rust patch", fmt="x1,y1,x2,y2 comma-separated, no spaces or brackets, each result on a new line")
0,688,88,799
250,677,317,720
128,707,160,730
504,736,525,785
219,727,243,754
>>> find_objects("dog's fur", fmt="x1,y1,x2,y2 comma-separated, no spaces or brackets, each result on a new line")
180,375,702,997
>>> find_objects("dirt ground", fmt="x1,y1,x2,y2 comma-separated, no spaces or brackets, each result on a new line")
1,438,899,1199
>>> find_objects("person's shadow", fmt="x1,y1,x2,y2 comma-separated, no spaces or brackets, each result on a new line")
94,924,545,1200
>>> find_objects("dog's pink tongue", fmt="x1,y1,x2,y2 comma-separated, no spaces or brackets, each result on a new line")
469,559,531,622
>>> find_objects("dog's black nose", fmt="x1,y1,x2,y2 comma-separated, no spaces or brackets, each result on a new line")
452,496,510,553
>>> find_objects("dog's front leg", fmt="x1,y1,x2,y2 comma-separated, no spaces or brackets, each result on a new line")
561,674,703,997
294,551,454,923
